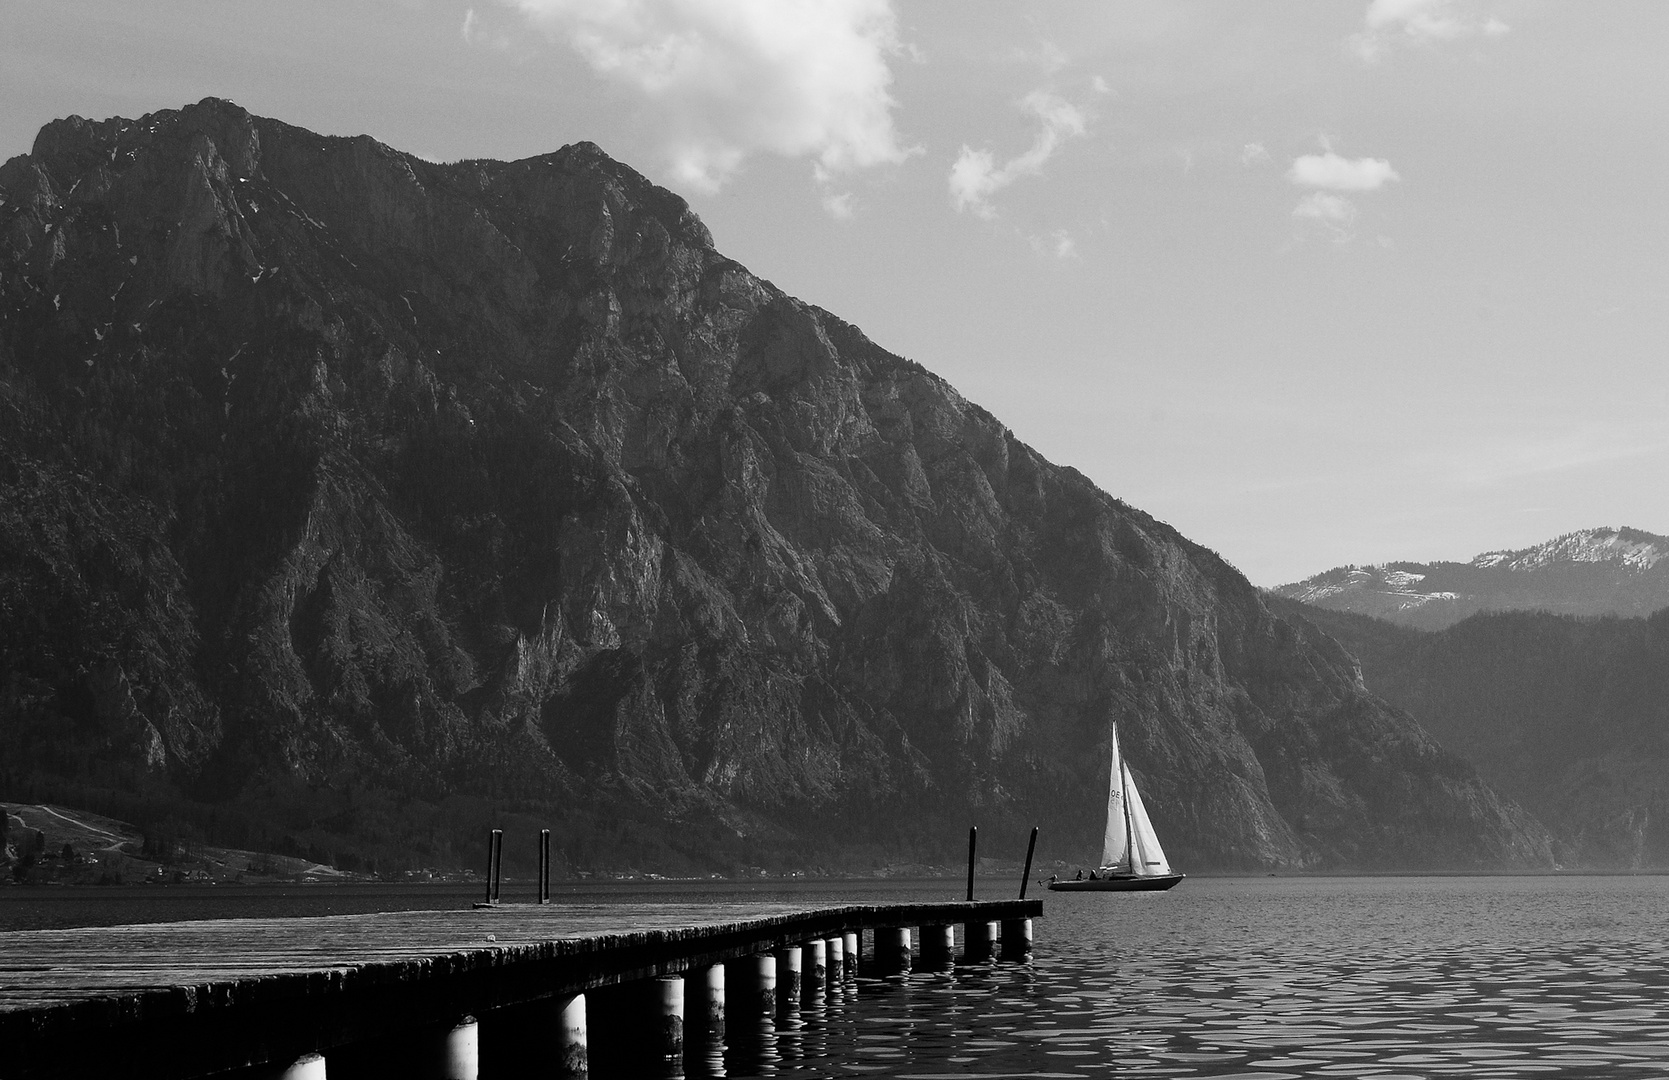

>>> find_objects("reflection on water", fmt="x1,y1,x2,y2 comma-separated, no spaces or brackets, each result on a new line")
687,876,1669,1078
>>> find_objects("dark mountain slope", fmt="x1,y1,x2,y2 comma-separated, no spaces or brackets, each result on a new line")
0,99,1551,873
1271,599,1669,868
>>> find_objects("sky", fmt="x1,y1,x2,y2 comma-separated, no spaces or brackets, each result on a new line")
4,0,1667,586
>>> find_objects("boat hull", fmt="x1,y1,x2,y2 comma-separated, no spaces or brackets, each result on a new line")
1046,873,1185,892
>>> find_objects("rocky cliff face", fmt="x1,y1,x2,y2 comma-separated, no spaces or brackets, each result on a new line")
0,99,1552,872
1274,528,1669,631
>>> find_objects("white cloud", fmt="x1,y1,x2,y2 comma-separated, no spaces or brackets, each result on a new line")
1091,75,1110,96
507,0,914,193
1351,0,1510,61
949,91,1087,219
1288,152,1400,191
1240,142,1270,167
821,191,855,220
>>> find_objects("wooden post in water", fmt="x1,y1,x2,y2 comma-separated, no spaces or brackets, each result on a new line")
873,926,912,976
775,944,802,1021
482,830,496,906
1000,917,1033,961
694,964,725,1038
655,976,685,1070
553,994,587,1078
843,932,859,979
963,919,998,962
1018,826,1039,899
749,953,777,1018
539,829,552,904
442,1016,480,1080
803,938,827,1001
689,965,725,1074
966,826,978,901
824,936,844,1000
920,924,954,970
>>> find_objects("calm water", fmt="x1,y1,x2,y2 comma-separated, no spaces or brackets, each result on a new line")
6,875,1669,1078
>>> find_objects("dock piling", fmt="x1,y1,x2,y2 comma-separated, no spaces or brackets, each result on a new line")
804,938,827,1002
874,926,912,976
553,993,587,1077
775,944,802,1022
1000,917,1033,961
694,964,724,1037
689,965,725,1074
843,931,859,979
966,825,978,901
963,919,998,963
824,936,844,1000
920,924,954,970
739,953,776,1018
441,1016,479,1080
655,976,685,1069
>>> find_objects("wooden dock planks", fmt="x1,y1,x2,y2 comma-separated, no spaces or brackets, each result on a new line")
0,898,1041,1079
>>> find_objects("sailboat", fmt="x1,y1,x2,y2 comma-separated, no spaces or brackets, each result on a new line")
1048,724,1184,892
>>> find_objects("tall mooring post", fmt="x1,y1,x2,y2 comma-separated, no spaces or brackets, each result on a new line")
539,829,552,905
1018,825,1039,899
478,830,503,907
966,825,978,901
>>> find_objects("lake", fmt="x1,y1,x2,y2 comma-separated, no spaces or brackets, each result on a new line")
5,875,1668,1078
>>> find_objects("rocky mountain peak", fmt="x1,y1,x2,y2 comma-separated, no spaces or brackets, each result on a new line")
0,102,1550,873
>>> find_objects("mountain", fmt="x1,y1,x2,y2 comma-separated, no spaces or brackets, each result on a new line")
1273,528,1669,630
1270,599,1669,869
0,99,1552,874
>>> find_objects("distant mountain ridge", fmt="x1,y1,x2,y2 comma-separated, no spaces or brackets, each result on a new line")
1273,527,1669,630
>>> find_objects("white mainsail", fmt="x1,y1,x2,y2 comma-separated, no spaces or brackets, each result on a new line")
1097,724,1173,877
1098,725,1129,870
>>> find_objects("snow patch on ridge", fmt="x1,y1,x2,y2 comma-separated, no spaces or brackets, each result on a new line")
1471,528,1669,573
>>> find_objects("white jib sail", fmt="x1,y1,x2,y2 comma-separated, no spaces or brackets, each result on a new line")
1099,726,1129,871
1122,761,1172,876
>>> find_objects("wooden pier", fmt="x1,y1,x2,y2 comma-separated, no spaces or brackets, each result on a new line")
0,897,1041,1078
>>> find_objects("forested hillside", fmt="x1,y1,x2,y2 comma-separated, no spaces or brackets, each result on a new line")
1273,599,1669,868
